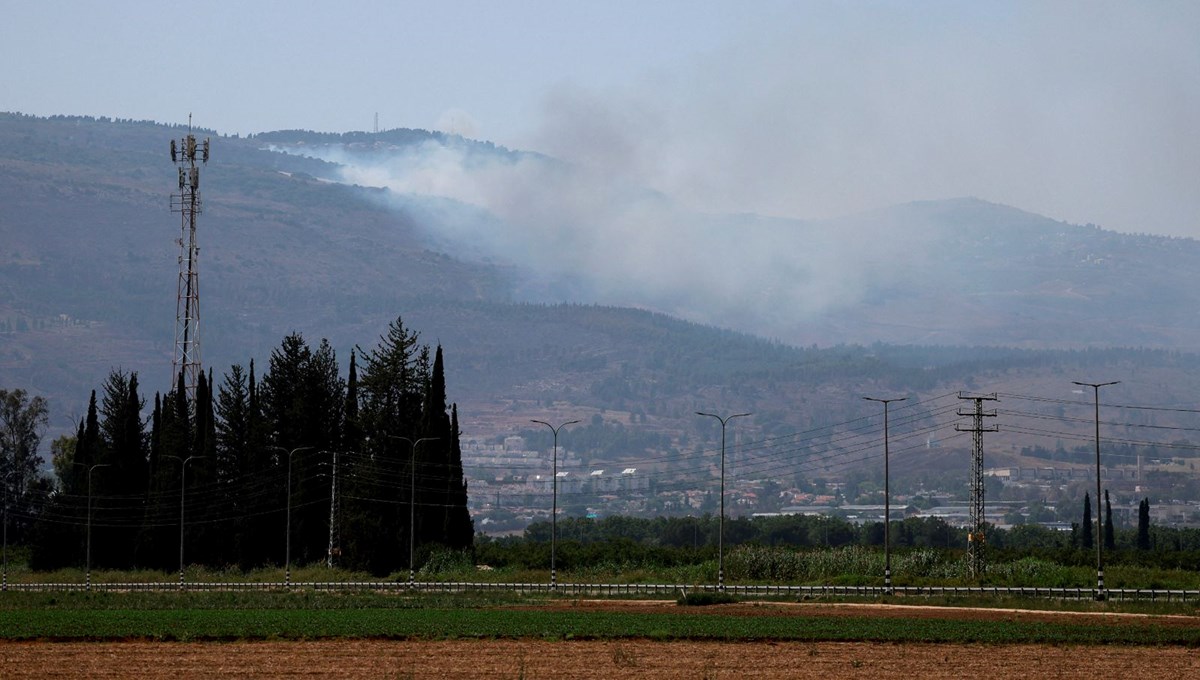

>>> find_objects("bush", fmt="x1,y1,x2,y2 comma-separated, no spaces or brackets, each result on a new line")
677,591,738,606
417,547,475,577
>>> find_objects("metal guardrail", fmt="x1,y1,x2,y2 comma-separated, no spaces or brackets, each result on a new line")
3,580,1199,601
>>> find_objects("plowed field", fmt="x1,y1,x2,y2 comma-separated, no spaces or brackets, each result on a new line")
2,601,1195,678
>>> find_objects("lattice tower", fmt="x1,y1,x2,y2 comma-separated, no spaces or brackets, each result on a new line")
957,392,998,578
169,121,209,400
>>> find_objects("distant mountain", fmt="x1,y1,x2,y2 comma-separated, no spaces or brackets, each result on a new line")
256,126,1200,351
3,113,1200,476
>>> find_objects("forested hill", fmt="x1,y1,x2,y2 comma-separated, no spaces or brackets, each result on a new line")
4,113,1200,467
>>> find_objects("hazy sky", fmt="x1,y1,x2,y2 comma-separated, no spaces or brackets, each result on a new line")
3,1,1198,236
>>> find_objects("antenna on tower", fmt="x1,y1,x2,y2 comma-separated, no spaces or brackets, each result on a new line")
169,115,209,400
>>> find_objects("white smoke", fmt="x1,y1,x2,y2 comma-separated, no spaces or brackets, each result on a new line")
278,136,932,341
266,3,1198,341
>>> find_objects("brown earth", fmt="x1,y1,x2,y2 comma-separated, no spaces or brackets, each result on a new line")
2,601,1197,678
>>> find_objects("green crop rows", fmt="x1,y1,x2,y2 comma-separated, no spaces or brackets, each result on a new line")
0,595,1196,645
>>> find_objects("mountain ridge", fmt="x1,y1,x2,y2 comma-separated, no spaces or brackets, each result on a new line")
3,112,1199,470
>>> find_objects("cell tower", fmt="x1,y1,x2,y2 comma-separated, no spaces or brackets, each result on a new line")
957,392,998,578
169,118,209,400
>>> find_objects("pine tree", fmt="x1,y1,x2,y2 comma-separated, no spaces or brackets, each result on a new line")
346,316,427,575
215,364,249,566
258,334,346,567
1081,492,1093,549
95,369,147,569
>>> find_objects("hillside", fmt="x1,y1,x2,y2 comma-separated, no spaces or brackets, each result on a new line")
3,113,1200,506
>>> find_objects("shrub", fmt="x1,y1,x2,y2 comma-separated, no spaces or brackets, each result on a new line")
677,591,738,606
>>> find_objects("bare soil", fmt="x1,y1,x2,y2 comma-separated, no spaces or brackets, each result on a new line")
2,601,1196,678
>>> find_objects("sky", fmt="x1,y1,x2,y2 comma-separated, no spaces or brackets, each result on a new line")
2,1,1198,237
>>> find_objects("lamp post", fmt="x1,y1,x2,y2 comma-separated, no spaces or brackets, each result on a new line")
385,435,439,585
531,419,579,590
72,462,110,591
2,469,13,591
273,445,312,587
863,396,906,595
164,454,206,589
1074,380,1120,599
695,411,751,591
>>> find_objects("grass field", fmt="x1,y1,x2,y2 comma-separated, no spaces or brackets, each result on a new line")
1,591,1197,645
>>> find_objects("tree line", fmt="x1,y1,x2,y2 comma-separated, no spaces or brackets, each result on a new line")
476,511,1197,573
8,316,472,576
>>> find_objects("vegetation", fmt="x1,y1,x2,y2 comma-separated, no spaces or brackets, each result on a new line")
16,318,473,577
677,591,738,606
0,592,1195,644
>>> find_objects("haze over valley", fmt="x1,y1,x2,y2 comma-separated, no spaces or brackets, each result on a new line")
3,2,1198,529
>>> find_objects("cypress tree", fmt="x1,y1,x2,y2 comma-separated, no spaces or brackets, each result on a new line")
242,358,274,570
135,393,165,567
70,391,101,496
343,350,362,452
417,345,449,552
1137,498,1151,550
188,369,219,566
1081,492,1093,549
445,403,474,549
1103,489,1115,550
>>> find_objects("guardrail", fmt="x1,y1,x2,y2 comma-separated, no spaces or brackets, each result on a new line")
3,580,1199,601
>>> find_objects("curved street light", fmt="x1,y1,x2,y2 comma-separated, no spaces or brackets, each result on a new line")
71,462,110,591
272,445,312,587
695,411,751,591
385,434,439,585
863,396,906,595
163,454,207,589
1074,380,1120,599
531,419,580,589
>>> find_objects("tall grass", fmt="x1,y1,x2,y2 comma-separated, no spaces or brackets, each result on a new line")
724,545,957,584
4,545,1197,590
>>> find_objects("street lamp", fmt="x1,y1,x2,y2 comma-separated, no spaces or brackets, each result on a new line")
72,462,110,591
272,445,312,587
531,419,580,589
385,435,439,585
863,396,906,595
695,411,751,591
164,454,206,589
1074,380,1120,599
2,469,13,591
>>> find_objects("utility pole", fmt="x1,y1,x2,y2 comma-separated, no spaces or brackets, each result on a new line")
956,392,998,579
1074,380,1119,600
863,396,905,595
327,450,339,568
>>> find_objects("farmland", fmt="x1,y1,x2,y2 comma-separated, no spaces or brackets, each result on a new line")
1,597,1198,678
